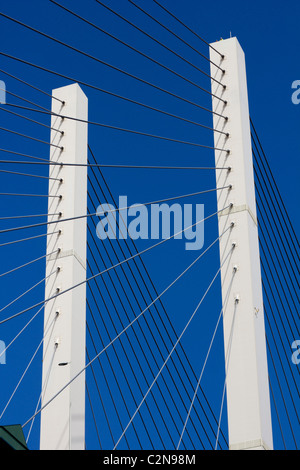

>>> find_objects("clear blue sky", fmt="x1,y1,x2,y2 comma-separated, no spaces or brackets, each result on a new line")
0,0,299,450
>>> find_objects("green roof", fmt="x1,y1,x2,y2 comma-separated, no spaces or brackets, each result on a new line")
0,425,28,450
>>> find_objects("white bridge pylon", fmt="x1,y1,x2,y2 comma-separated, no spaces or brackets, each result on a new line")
210,37,273,450
40,83,88,450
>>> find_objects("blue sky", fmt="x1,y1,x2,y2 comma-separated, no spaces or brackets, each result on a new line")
0,0,299,450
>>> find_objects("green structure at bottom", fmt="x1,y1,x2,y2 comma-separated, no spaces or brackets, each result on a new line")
0,425,28,450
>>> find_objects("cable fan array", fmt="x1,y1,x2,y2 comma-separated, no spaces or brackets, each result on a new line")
0,0,298,451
